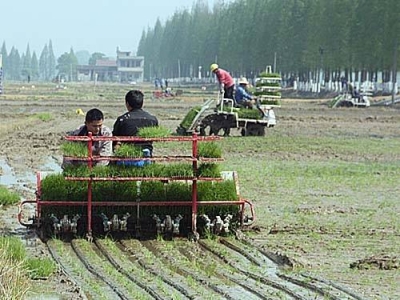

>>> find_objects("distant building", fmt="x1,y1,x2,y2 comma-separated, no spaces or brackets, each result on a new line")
116,48,144,83
76,48,144,83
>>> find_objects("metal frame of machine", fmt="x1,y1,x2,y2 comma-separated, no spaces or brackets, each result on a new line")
18,133,255,239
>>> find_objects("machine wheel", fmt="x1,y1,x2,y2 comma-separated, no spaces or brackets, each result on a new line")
39,219,54,241
242,124,265,136
199,114,235,136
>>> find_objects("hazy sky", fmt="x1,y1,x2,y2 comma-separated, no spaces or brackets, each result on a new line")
2,0,225,58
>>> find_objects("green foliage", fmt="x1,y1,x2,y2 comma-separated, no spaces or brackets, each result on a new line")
258,72,281,78
57,49,78,80
221,106,261,120
256,81,280,87
136,0,400,79
254,91,281,97
138,126,172,138
197,164,221,178
34,112,53,122
62,163,196,179
0,185,20,206
179,106,201,130
236,109,261,120
0,237,55,283
114,144,143,157
197,181,240,216
198,142,222,158
0,237,30,299
259,99,281,106
88,52,105,66
24,258,56,279
61,141,88,157
0,236,26,261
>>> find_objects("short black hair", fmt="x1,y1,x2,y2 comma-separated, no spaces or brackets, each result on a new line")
125,90,144,109
85,108,104,122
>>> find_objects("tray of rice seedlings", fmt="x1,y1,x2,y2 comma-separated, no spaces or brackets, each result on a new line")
176,100,214,135
221,105,262,119
198,141,222,158
178,106,202,132
61,141,88,157
258,71,282,78
137,181,191,232
40,174,88,217
137,126,172,138
114,143,143,158
197,163,221,178
197,180,240,217
254,70,282,107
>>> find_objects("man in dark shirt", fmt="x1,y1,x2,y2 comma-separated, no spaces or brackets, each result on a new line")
112,90,158,155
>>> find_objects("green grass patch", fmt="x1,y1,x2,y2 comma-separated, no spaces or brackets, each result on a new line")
0,236,26,261
24,258,57,279
0,236,56,281
34,112,53,122
0,185,20,206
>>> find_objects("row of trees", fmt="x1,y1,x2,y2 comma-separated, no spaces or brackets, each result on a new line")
137,0,400,82
1,41,57,81
1,40,106,82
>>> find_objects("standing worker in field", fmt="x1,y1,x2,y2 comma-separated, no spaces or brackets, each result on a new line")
112,90,159,156
210,63,235,100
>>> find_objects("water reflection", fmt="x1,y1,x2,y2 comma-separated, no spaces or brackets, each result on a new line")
0,156,62,188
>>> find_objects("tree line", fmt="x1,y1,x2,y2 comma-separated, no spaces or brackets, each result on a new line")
137,0,400,82
1,40,57,81
0,40,106,82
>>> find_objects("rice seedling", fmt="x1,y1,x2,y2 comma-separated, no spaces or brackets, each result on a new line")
197,163,221,178
114,144,143,157
198,142,222,158
179,106,201,130
61,141,88,157
137,126,172,138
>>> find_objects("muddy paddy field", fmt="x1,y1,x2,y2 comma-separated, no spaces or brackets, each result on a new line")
0,82,399,299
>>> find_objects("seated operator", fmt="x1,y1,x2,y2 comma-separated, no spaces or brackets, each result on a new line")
235,77,256,108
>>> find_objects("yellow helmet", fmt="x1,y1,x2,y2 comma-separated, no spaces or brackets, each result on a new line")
210,63,219,72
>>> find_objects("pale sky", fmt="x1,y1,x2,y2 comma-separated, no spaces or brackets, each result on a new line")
2,0,227,58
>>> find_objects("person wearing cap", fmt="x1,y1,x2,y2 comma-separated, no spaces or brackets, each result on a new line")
235,77,256,108
210,63,235,100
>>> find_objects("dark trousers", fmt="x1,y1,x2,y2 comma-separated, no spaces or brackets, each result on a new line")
224,85,235,100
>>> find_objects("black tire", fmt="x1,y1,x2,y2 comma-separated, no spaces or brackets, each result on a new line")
244,124,265,136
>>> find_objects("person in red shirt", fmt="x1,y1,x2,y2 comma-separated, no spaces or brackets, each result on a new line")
210,63,235,100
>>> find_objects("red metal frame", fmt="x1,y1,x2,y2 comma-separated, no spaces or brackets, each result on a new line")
18,132,256,234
